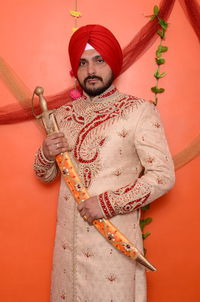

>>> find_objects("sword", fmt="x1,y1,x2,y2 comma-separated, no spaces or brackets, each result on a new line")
33,86,157,272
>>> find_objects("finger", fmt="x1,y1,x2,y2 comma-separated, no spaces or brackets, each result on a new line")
77,203,84,211
53,141,67,151
79,208,87,217
55,142,62,149
87,217,94,225
47,132,65,140
60,147,68,153
53,138,68,148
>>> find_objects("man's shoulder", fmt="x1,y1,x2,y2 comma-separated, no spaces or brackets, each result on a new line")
55,99,74,113
117,90,154,111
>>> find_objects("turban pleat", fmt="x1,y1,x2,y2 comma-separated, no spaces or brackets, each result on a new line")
68,24,123,79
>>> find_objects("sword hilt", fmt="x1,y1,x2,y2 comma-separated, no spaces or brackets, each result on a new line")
33,86,59,134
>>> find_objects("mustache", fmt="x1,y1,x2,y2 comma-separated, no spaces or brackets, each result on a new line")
84,75,103,84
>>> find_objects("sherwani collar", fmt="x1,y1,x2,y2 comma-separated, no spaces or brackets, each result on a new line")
82,85,120,103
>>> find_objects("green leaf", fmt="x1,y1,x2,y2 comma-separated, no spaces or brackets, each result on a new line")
159,72,167,78
157,45,168,53
141,204,150,211
142,232,151,240
151,86,158,93
154,70,167,79
158,18,168,30
151,86,165,93
154,69,160,79
150,14,156,21
156,57,165,65
157,88,165,93
140,217,153,231
156,50,162,58
156,45,168,58
153,5,159,16
157,29,165,39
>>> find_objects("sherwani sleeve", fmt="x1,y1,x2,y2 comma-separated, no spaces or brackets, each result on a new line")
98,101,175,219
33,146,59,183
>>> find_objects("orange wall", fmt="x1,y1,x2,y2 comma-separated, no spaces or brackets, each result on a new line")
0,1,199,301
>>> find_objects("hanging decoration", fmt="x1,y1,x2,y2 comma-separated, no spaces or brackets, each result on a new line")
69,0,82,32
179,0,200,42
148,5,169,105
141,5,170,246
69,0,83,99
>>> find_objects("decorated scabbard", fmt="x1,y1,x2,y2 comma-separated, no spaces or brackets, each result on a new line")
33,86,156,272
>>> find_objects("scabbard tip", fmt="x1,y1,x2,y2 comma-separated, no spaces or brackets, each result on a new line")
136,255,157,272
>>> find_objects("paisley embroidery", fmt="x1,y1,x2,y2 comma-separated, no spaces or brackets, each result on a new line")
57,87,143,188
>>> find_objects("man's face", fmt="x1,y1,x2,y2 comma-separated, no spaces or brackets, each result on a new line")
77,49,114,97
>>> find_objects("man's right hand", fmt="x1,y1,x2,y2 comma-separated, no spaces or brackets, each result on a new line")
42,132,68,161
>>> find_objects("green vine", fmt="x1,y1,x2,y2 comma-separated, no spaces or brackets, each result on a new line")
140,5,169,252
140,205,152,255
150,5,169,105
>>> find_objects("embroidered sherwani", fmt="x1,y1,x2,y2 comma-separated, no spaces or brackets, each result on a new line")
34,85,175,302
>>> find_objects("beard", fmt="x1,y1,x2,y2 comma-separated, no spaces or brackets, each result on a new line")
78,73,114,97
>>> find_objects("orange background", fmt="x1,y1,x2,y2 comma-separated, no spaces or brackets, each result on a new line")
0,0,199,301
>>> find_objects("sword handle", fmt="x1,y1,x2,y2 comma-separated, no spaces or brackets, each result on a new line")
33,86,59,134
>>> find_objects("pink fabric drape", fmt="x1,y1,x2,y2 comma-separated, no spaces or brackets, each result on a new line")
179,0,200,42
0,0,199,125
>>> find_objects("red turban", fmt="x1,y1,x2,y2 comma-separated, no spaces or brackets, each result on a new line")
68,24,123,79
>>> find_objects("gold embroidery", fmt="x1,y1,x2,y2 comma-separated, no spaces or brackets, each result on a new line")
60,292,66,300
82,248,94,258
145,156,155,164
157,177,164,184
118,129,128,138
106,273,117,282
113,169,122,176
64,194,70,201
62,242,68,250
153,121,161,128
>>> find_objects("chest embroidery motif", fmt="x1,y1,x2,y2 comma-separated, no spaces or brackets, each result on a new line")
60,94,142,188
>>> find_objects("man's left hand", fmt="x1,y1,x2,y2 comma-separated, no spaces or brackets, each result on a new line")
77,196,104,225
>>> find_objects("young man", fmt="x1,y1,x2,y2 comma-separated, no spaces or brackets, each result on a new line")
34,24,175,302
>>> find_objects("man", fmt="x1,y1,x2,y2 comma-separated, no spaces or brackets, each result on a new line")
34,24,175,302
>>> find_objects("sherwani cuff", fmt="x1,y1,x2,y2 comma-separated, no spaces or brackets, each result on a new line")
97,192,116,219
34,147,56,178
39,146,55,164
100,180,151,216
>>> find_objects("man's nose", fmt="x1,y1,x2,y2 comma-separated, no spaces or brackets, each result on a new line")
87,62,96,75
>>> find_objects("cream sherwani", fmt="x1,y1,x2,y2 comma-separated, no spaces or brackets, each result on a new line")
34,85,175,302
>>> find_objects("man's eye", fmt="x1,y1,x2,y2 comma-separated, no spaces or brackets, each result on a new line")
97,58,104,63
79,61,86,66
